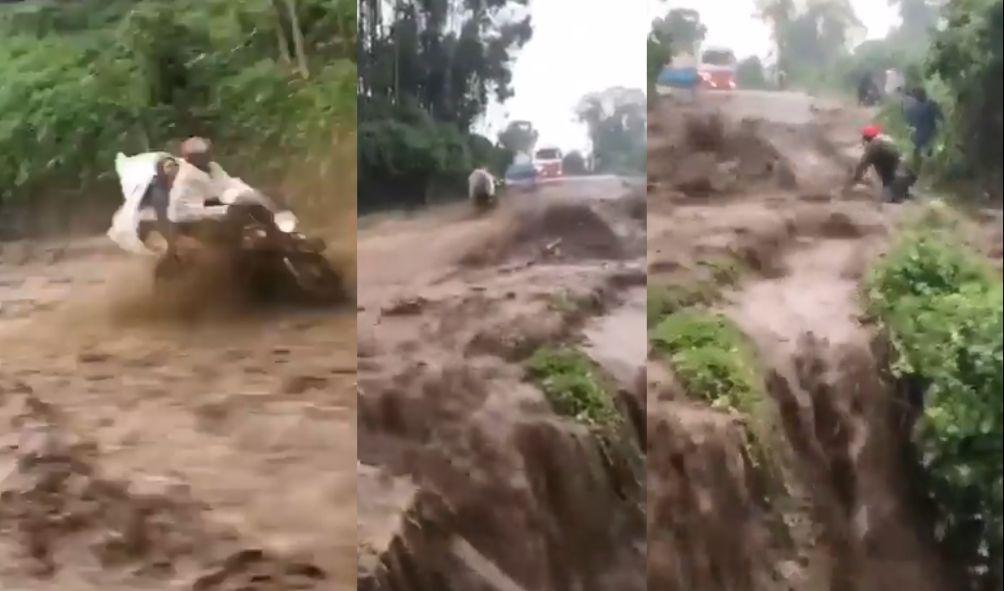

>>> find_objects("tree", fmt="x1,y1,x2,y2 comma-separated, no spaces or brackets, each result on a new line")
651,7,706,56
575,87,646,174
890,0,940,42
498,120,538,156
357,0,533,208
757,0,863,80
562,150,587,176
736,56,769,88
927,0,1003,197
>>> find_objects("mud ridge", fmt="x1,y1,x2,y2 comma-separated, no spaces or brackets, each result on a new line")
0,379,328,590
460,200,630,267
358,362,645,591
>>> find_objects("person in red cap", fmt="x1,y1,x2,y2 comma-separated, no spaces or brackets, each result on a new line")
848,124,915,202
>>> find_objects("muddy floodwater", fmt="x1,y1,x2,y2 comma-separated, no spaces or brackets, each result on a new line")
646,89,1003,591
1,240,357,590
356,180,648,590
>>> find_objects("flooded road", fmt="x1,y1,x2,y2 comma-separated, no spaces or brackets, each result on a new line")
356,183,647,589
1,237,357,590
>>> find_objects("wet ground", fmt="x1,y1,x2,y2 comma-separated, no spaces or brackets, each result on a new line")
0,235,357,589
647,90,1003,591
356,178,648,590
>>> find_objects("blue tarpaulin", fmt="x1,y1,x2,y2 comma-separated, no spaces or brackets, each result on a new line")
657,67,699,89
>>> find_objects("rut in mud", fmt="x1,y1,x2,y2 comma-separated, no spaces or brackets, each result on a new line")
646,91,1002,591
0,235,357,590
356,181,647,591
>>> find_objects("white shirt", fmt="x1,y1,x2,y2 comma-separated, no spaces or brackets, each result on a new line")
168,159,255,222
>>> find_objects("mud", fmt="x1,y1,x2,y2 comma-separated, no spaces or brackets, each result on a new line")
356,185,647,589
646,90,996,591
1,236,357,589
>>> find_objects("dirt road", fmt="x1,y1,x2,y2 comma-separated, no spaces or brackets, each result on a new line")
356,178,647,590
646,90,1002,591
0,237,357,589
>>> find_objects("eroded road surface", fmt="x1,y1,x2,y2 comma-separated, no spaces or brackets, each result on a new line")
1,236,357,590
356,178,648,590
647,90,1002,591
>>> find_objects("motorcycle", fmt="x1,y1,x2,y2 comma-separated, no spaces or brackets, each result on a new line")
109,152,342,304
470,174,501,212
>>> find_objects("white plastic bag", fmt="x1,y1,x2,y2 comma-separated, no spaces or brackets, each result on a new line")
107,151,169,255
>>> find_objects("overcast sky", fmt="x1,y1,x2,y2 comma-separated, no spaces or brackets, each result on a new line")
474,0,648,155
646,0,902,61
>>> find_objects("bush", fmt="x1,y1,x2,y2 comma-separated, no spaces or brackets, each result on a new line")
0,0,356,219
866,229,1003,587
527,346,620,428
650,311,763,414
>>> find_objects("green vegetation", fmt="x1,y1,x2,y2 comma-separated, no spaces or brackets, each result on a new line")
865,225,1003,587
0,0,356,227
576,88,647,175
925,0,1003,194
526,346,620,428
650,312,763,415
357,0,531,211
736,56,770,90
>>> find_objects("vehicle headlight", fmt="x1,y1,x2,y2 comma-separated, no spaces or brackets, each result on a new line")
274,210,298,233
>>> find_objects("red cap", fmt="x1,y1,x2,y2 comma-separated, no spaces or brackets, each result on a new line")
861,125,881,140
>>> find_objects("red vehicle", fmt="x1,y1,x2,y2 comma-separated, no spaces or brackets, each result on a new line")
533,146,563,178
698,47,737,91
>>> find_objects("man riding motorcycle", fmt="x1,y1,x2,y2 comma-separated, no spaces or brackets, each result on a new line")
848,125,916,203
468,166,497,208
172,137,293,247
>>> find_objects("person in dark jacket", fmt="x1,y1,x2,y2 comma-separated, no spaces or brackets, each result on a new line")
904,87,942,166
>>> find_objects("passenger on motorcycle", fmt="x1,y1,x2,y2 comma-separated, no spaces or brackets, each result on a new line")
848,125,916,203
137,155,180,254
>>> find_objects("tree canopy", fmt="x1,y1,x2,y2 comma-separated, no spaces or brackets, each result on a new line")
576,87,646,175
0,0,356,233
357,0,532,210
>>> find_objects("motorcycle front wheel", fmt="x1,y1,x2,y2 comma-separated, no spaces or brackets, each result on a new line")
281,254,343,304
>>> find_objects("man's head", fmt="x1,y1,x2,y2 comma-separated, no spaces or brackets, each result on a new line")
180,136,212,172
912,87,928,102
861,125,881,143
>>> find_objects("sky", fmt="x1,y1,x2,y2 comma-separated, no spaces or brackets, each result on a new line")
474,0,648,155
645,0,902,62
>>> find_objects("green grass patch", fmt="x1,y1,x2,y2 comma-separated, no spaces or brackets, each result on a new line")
865,226,1002,585
526,346,620,428
650,310,782,489
650,311,763,414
